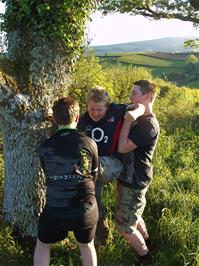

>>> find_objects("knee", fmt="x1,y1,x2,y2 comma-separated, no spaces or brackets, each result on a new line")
77,239,94,249
35,238,51,249
118,228,136,238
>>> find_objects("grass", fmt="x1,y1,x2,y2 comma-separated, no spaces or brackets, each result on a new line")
118,54,186,68
186,79,199,88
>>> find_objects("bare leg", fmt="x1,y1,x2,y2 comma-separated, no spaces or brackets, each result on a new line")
120,229,148,256
95,180,105,222
33,238,51,266
137,216,149,241
78,239,97,266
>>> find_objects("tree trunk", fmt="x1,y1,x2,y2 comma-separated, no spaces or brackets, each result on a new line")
2,125,46,237
0,32,70,237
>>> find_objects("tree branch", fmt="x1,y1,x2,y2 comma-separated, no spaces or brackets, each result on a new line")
100,0,199,24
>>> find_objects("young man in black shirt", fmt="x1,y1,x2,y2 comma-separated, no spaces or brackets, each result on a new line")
34,97,99,266
117,80,160,266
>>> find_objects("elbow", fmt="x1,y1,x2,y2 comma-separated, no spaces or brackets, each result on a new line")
118,146,126,154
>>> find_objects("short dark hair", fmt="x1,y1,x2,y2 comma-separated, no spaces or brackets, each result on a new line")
52,97,79,125
134,80,156,102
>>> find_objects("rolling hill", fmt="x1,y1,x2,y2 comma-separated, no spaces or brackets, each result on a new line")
89,37,196,54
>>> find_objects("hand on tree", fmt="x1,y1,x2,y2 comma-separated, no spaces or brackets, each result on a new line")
44,108,53,122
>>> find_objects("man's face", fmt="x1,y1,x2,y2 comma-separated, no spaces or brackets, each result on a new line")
87,100,108,122
129,85,146,104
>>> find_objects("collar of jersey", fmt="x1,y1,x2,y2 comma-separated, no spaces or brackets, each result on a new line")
56,125,77,132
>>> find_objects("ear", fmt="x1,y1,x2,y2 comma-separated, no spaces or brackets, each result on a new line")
75,114,79,123
144,93,151,102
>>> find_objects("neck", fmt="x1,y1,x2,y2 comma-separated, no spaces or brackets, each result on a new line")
144,104,153,116
57,122,77,131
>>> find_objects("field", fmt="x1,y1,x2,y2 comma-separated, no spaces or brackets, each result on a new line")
97,51,199,88
0,56,199,266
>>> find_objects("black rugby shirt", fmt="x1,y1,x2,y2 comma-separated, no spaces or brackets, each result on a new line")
78,103,127,157
40,128,98,209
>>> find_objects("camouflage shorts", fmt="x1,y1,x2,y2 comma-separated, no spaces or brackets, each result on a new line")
99,156,123,182
116,182,148,234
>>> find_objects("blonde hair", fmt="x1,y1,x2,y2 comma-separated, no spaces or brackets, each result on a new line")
87,86,111,107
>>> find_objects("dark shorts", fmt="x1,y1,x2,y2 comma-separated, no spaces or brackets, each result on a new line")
38,196,98,244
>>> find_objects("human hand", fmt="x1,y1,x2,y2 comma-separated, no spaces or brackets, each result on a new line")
44,108,53,122
124,103,145,121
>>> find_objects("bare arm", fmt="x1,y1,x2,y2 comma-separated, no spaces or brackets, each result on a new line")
118,120,137,153
118,104,145,153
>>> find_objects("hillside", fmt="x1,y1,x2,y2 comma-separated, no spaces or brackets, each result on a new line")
89,37,195,55
94,51,199,88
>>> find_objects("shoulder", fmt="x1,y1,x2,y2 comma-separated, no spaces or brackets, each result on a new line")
41,134,55,146
136,115,160,137
139,114,159,126
144,114,160,132
80,134,96,145
80,135,98,151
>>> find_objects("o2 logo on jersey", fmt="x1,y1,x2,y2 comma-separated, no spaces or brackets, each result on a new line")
91,127,108,143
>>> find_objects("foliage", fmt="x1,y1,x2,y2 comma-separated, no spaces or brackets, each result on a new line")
1,0,96,57
185,39,199,51
185,54,199,64
68,51,113,112
0,222,33,266
105,65,152,103
185,54,199,74
99,0,199,23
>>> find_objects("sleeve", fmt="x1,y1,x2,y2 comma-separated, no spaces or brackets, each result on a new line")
111,103,127,118
128,120,158,147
